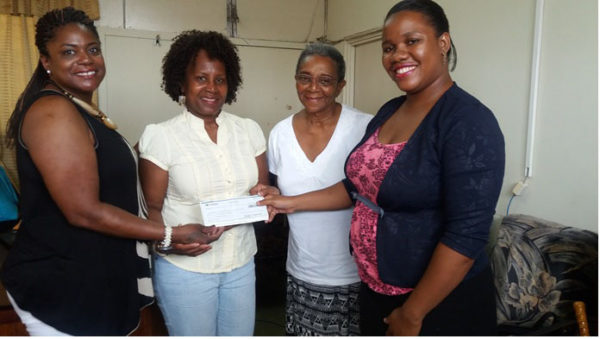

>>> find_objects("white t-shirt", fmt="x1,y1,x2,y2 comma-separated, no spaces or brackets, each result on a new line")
268,105,372,286
138,109,265,273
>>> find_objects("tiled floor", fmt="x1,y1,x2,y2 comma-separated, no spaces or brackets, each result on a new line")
254,301,286,336
253,255,287,335
253,217,289,336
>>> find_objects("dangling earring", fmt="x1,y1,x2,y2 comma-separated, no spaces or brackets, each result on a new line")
178,95,186,106
442,53,447,65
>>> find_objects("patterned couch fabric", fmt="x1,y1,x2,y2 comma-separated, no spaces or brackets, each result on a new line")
490,214,598,333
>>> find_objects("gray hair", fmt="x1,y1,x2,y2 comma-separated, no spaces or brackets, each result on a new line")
295,42,346,81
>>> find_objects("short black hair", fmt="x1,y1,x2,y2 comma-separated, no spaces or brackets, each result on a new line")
295,42,346,81
385,0,457,71
161,30,242,104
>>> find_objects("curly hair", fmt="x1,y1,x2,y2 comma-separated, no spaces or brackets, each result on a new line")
162,30,242,104
6,6,99,147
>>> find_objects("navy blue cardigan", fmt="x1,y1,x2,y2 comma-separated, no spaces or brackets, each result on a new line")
343,83,505,288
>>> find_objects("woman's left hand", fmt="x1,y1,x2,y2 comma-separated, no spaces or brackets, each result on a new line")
250,183,280,197
201,225,232,236
250,184,282,222
156,242,213,256
383,306,423,336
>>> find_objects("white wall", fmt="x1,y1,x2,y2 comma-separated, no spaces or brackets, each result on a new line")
353,39,398,115
95,0,598,231
97,28,305,145
97,0,324,42
96,0,319,144
328,0,598,232
327,0,397,41
521,0,597,229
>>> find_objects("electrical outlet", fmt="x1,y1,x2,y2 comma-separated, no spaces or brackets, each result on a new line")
512,181,528,196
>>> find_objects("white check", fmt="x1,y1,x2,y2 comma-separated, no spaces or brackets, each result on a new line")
199,195,268,227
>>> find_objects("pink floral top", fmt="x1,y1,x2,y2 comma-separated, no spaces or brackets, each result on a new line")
346,127,413,295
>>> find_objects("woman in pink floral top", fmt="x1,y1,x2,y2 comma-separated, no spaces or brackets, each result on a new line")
346,129,411,297
258,0,504,336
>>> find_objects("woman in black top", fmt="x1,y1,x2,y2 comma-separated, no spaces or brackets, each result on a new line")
2,7,220,336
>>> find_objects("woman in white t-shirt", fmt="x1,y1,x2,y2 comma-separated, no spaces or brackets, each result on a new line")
137,30,269,336
268,42,372,336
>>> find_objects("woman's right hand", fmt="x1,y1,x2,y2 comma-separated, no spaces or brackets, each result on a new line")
173,223,222,242
156,242,212,256
257,182,351,221
251,183,289,222
162,224,228,256
257,194,297,222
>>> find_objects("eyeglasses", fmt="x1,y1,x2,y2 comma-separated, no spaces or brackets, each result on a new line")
295,74,338,87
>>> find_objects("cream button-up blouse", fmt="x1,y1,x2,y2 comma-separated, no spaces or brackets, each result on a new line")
138,109,265,273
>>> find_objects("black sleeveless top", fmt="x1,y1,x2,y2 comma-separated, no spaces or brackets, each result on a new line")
1,90,153,335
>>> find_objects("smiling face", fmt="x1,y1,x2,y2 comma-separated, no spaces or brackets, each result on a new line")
381,10,450,95
295,55,346,115
40,23,105,102
182,50,228,120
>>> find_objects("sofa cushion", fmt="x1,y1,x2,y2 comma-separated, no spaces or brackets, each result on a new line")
490,214,597,332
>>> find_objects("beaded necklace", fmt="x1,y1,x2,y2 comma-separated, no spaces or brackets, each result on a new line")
51,83,118,130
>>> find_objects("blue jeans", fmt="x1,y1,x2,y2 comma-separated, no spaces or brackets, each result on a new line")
152,255,256,336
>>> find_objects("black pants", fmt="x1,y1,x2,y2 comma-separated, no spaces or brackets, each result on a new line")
360,265,497,336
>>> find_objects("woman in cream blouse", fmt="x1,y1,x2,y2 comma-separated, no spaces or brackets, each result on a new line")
138,30,269,336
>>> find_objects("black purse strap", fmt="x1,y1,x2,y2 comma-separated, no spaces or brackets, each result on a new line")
351,191,384,217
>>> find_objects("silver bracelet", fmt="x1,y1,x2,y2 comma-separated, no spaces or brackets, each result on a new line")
157,225,172,251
